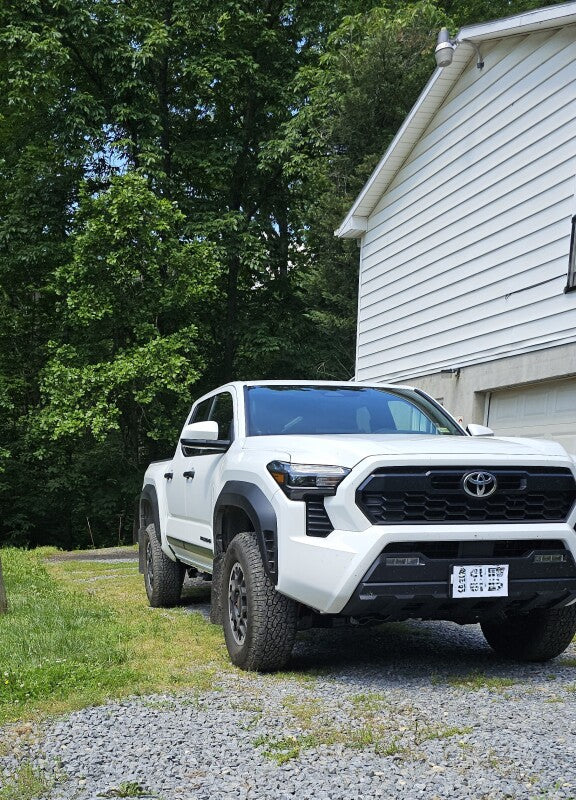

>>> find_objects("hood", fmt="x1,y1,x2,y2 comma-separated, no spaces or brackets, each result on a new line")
241,433,571,468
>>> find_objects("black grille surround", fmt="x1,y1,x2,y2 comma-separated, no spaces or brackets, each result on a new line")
356,466,576,525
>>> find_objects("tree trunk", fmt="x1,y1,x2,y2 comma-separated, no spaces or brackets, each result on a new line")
0,557,7,614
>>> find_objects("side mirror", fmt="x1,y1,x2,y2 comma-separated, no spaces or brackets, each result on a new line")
179,420,231,455
181,421,219,441
466,423,494,437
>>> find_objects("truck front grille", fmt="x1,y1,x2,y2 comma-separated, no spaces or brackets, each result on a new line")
357,467,576,524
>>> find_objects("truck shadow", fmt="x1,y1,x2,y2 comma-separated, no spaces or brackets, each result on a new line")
180,587,576,686
287,619,576,688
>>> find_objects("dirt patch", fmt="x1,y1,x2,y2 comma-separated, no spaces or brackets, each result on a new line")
47,546,138,562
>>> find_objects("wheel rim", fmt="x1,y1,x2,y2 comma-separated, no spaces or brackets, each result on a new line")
146,538,154,592
228,562,248,645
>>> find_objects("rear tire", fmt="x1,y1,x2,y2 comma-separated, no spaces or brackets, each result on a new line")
143,523,184,608
222,532,298,671
481,606,576,662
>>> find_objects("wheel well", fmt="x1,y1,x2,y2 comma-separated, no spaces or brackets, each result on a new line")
217,505,255,553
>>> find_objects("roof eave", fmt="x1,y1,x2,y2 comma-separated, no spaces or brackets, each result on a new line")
335,2,576,240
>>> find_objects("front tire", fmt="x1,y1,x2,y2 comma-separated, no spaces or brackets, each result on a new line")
222,532,298,671
481,606,576,662
143,523,184,608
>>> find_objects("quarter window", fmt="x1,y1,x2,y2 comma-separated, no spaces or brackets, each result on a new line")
189,397,213,423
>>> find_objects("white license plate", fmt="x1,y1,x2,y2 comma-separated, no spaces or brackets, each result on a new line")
450,564,509,598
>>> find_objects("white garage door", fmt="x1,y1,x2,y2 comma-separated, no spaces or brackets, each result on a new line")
487,380,576,453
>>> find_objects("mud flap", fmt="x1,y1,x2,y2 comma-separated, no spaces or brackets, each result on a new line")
210,552,225,625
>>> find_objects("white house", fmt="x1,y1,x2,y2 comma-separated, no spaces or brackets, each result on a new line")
336,2,576,451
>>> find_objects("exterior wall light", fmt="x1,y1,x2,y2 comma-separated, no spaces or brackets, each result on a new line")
435,27,484,70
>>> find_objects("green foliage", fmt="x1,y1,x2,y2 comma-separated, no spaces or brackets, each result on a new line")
38,173,214,443
0,762,54,800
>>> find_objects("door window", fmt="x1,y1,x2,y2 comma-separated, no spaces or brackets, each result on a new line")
210,392,234,440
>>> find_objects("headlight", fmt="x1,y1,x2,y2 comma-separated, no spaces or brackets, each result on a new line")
267,461,351,499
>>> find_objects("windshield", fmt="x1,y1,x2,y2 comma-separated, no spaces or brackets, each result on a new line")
245,385,462,437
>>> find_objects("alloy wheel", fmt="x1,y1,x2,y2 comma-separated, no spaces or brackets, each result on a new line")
228,562,248,645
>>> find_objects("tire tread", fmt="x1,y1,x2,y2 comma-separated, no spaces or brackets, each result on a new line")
144,523,184,608
481,606,576,662
223,532,297,671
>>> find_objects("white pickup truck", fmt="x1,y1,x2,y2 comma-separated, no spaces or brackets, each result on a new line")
138,381,576,671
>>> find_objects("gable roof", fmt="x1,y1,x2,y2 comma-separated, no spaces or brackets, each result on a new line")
335,2,576,239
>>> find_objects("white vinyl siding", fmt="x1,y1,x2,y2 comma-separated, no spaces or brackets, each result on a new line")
356,26,576,384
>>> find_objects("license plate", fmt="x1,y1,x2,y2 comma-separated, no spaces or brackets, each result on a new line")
450,564,509,598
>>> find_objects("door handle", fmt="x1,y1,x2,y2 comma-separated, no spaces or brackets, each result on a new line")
183,470,195,479
164,472,173,480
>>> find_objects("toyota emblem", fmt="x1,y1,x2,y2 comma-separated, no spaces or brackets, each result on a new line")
462,471,497,498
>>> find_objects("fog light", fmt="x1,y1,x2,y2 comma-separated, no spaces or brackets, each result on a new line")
385,557,423,567
534,554,566,563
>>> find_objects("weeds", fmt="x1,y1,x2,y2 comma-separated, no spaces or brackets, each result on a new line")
252,689,468,765
98,782,154,798
253,734,318,765
448,672,516,691
0,762,53,800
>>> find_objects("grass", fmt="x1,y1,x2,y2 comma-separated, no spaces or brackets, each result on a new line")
0,548,229,725
249,689,472,765
448,672,517,691
0,762,53,800
253,733,318,765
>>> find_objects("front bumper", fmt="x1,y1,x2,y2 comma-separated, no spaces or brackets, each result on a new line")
275,510,576,615
340,541,576,622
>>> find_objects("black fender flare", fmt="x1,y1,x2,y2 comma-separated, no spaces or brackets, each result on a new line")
213,481,278,581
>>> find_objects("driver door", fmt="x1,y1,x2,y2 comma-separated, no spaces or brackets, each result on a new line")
166,391,234,569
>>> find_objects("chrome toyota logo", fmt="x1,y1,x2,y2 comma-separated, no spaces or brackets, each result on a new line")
462,471,497,497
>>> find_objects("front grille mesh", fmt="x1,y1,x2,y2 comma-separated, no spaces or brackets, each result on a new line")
357,467,576,524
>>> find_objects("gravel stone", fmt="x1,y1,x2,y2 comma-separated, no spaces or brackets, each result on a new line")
2,619,576,799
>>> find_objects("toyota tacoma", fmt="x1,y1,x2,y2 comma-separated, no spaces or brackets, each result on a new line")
138,381,576,670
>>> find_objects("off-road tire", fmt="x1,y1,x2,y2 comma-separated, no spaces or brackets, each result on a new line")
143,523,184,608
222,532,298,671
481,606,576,662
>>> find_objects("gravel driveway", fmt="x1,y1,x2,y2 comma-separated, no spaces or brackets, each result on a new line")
3,611,575,800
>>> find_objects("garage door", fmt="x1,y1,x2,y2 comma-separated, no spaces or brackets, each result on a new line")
487,379,576,453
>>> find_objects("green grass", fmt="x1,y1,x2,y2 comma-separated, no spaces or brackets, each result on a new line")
448,672,517,691
0,762,53,800
253,733,318,765
249,689,471,765
0,548,229,724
